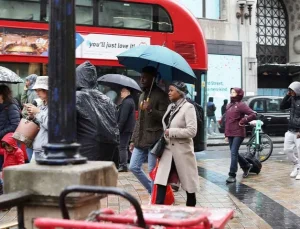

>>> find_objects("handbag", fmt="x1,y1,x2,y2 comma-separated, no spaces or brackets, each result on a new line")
149,160,175,205
13,118,40,148
150,134,166,158
151,106,181,158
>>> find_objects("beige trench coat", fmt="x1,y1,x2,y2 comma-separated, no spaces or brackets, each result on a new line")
154,100,200,193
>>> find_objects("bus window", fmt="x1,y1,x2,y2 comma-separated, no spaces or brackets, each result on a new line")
46,0,93,25
0,0,40,21
99,1,153,30
158,7,172,32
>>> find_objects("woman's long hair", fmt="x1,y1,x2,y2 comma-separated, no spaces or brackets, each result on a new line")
0,85,13,103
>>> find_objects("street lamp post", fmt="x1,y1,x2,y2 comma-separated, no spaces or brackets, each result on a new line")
36,0,87,165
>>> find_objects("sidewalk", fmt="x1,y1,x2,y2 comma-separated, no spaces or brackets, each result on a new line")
2,159,300,229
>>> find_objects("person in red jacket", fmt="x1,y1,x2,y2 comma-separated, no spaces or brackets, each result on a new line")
225,88,256,183
0,133,25,194
0,133,25,168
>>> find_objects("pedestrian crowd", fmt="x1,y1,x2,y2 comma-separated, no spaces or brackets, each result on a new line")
0,61,299,208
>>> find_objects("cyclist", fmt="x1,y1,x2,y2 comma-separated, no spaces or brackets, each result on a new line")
280,81,300,180
225,88,256,183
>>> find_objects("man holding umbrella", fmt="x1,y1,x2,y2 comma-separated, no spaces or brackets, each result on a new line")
129,66,169,195
117,45,197,196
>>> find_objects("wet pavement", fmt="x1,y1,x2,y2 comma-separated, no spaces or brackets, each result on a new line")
1,148,300,229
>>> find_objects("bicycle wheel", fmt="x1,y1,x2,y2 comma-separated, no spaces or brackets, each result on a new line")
247,133,273,162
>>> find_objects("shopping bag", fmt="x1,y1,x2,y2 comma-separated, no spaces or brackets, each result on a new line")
150,161,175,205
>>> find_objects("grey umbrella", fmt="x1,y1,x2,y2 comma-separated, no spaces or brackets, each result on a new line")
0,66,24,84
97,74,142,92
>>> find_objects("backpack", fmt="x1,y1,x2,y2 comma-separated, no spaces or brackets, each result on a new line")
186,98,203,152
244,151,262,174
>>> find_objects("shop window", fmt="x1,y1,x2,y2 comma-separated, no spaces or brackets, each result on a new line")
0,0,40,21
46,0,93,25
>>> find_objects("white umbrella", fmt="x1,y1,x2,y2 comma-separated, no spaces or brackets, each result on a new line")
0,66,24,84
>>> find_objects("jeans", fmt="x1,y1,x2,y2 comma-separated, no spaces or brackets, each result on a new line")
228,136,250,178
156,184,196,207
0,178,3,195
129,147,157,194
207,115,216,133
26,148,33,162
119,133,132,168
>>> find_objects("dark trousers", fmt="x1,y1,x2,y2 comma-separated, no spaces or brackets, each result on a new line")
119,132,132,168
228,136,250,178
0,155,3,171
156,184,196,207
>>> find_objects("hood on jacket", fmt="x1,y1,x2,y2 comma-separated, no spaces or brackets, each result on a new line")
288,82,300,96
2,132,18,149
76,61,97,90
25,74,38,90
230,87,244,102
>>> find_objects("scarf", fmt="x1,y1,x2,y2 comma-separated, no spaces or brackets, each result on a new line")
168,98,185,126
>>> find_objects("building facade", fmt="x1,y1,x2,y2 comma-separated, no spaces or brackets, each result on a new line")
181,0,297,119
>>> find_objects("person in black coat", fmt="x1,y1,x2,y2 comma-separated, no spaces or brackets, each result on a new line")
117,87,136,172
0,85,21,171
76,61,120,164
221,99,228,116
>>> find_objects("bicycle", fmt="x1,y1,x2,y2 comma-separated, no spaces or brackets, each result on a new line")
246,115,273,162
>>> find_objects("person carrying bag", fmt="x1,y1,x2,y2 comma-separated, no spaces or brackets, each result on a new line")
153,81,199,207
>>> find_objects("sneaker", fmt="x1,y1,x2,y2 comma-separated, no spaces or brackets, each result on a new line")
242,164,253,178
226,176,236,183
296,174,300,180
290,166,299,178
118,166,128,173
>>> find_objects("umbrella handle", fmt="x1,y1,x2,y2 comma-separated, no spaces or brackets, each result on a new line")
140,97,150,110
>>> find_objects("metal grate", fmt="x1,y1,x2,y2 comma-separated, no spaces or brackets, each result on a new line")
174,42,197,64
256,0,288,65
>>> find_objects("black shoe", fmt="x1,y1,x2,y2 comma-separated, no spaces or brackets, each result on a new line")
242,164,253,178
171,184,179,192
226,176,236,183
118,166,128,172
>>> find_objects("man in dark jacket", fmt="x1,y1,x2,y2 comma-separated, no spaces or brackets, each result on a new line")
280,81,300,180
76,61,119,164
207,97,216,134
221,99,228,116
129,66,169,195
117,87,136,172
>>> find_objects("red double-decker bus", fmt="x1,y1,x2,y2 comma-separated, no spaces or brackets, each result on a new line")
0,0,208,148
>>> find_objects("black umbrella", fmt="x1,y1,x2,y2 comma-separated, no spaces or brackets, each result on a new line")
0,66,24,84
97,74,142,92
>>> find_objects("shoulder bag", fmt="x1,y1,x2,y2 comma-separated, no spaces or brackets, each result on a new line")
151,106,181,158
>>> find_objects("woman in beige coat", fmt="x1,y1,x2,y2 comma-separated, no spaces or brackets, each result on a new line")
154,81,199,207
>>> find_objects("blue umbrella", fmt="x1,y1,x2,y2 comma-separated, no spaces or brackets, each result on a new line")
117,45,196,84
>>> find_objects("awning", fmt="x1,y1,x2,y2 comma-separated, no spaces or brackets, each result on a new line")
258,63,300,76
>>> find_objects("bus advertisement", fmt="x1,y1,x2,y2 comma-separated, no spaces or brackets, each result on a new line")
0,0,208,149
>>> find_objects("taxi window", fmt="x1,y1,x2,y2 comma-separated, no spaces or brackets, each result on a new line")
266,98,283,113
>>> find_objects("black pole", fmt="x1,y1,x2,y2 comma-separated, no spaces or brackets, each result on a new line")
36,0,86,165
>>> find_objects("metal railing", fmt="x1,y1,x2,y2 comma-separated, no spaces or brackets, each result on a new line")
0,190,33,229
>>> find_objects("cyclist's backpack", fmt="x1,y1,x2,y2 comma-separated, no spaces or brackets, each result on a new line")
244,152,262,174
